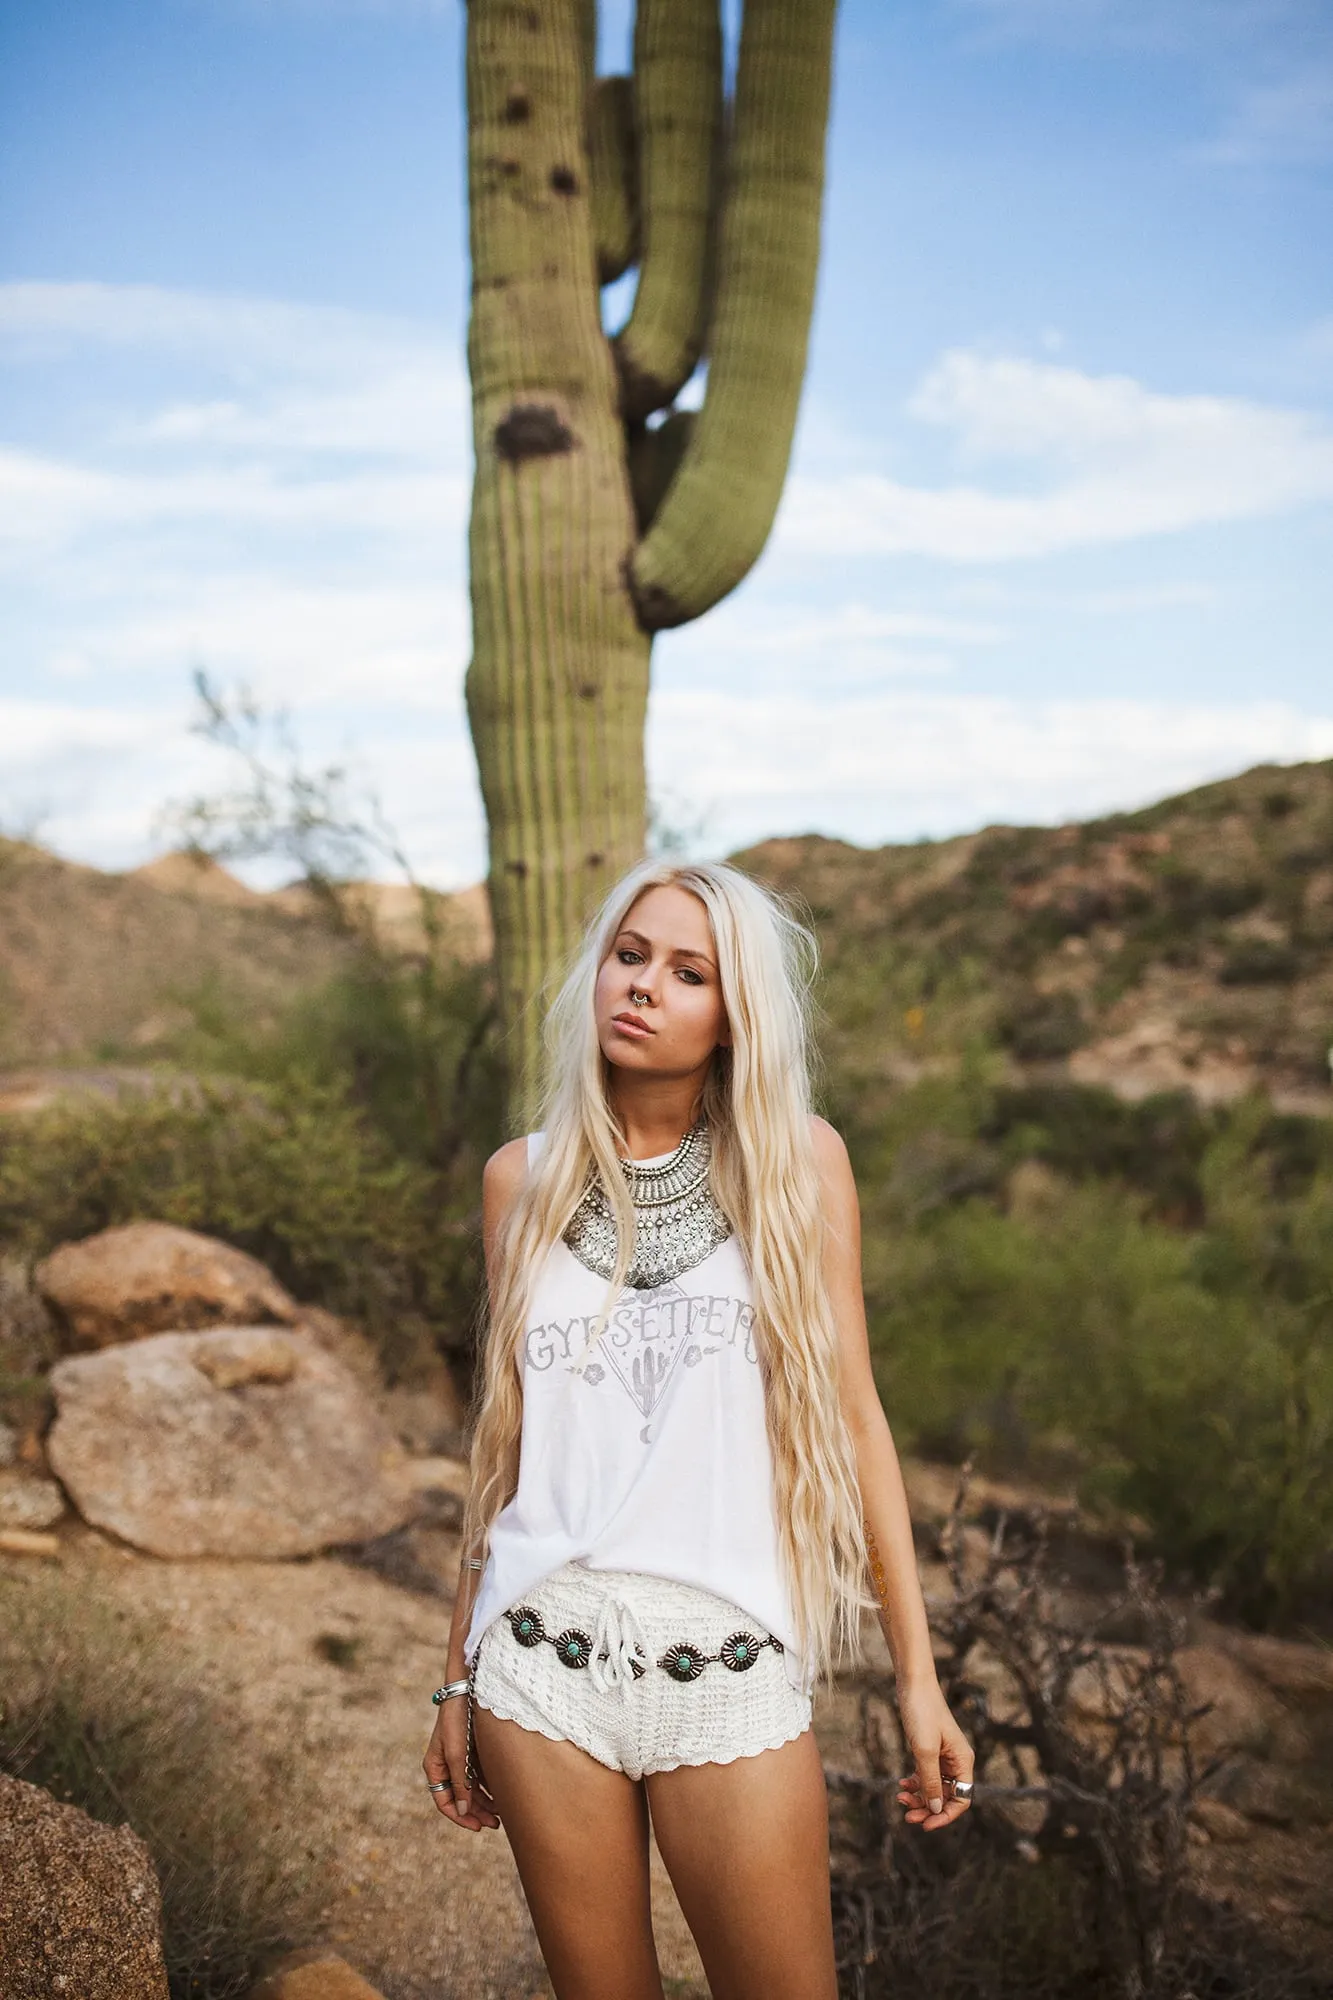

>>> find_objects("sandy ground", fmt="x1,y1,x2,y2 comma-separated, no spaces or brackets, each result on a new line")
9,1498,1331,1996
48,1524,711,2000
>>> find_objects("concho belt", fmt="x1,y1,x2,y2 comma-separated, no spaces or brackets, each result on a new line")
563,1120,731,1290
503,1603,782,1683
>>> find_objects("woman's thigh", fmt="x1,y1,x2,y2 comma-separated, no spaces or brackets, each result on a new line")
471,1707,665,2000
645,1727,837,2000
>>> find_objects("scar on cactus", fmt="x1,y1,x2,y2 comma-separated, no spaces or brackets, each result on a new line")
493,405,576,463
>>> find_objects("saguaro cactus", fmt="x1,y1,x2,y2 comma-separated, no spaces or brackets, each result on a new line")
465,0,838,1111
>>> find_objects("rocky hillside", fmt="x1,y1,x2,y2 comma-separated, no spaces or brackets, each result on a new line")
3,757,1331,1111
740,757,1333,1115
0,841,490,1069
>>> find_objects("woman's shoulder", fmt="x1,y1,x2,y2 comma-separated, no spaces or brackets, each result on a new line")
808,1115,855,1198
482,1135,532,1208
808,1113,850,1168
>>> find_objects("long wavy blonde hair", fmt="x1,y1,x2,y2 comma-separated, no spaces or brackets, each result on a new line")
463,858,868,1681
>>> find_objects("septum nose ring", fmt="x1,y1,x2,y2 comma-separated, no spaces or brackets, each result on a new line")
629,987,649,1007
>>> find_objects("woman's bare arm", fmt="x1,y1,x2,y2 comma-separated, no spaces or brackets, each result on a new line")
423,1134,529,1830
812,1115,974,1829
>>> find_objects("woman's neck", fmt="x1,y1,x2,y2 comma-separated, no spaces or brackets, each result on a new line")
609,1071,707,1162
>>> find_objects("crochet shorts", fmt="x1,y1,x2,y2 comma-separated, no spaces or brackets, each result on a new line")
471,1562,812,1781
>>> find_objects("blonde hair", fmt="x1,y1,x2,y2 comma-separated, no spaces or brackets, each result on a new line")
464,859,868,1681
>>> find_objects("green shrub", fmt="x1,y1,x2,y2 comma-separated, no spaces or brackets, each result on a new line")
0,1076,483,1375
997,991,1087,1061
1219,938,1301,985
853,1081,1333,1626
0,1565,330,1999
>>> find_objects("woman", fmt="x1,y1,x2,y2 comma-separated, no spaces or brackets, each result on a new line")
423,860,973,2000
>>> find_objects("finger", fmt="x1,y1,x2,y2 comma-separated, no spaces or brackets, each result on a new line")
913,1746,945,1820
895,1773,927,1819
436,1784,501,1832
444,1743,498,1829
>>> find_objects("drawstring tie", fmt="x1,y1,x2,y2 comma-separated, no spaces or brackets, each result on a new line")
590,1598,649,1695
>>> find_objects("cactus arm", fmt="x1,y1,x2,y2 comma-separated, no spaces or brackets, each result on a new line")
612,0,723,422
627,410,696,533
590,76,640,285
465,0,650,1114
628,0,837,629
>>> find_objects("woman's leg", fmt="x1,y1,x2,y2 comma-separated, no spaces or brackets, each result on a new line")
471,1707,665,2000
645,1727,838,2000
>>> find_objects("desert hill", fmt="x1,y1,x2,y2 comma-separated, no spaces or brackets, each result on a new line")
0,841,490,1068
2,757,1331,1111
740,757,1333,1116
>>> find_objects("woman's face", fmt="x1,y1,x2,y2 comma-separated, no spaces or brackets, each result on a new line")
594,884,731,1081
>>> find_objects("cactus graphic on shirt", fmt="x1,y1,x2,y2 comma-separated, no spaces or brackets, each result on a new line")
631,1344,671,1416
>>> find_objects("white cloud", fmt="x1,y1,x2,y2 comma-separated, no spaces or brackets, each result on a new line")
649,684,1333,849
4,283,1332,882
723,603,1003,650
1201,63,1333,165
0,449,467,563
0,694,485,883
779,351,1333,562
88,573,471,707
0,281,451,379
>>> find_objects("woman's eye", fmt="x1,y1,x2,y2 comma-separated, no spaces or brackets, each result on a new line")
616,948,643,965
677,968,704,986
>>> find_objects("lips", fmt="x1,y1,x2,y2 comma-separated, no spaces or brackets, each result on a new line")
611,1011,654,1037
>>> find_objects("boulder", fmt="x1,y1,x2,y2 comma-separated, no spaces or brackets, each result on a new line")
299,1305,466,1453
0,1772,169,1999
36,1222,298,1350
249,1947,389,1999
46,1326,419,1559
1190,1797,1253,1845
0,1469,66,1531
1174,1645,1284,1761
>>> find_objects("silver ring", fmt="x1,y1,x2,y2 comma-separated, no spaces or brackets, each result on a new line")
427,1780,453,1795
948,1778,974,1800
629,988,648,1007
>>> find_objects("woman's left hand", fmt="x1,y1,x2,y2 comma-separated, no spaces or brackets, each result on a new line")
894,1676,975,1831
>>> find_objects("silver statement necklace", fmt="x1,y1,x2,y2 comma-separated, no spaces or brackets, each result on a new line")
563,1122,732,1290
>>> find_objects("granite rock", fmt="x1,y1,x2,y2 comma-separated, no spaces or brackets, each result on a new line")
36,1222,298,1350
46,1326,418,1558
0,1772,169,1999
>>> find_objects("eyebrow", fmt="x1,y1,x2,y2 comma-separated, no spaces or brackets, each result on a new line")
616,927,717,970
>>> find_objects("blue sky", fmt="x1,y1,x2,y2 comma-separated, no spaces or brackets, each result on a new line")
1,0,1330,883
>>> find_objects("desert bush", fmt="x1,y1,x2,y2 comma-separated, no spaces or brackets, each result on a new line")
998,992,1088,1062
158,931,504,1180
0,1076,484,1374
0,1564,330,1999
827,1490,1327,2000
853,1083,1333,1626
1218,938,1301,986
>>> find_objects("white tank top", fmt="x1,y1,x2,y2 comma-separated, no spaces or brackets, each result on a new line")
465,1135,806,1687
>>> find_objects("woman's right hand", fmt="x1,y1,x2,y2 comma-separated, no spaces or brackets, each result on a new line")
422,1696,501,1832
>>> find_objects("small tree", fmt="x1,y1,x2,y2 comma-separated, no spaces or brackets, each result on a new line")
465,0,838,1107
